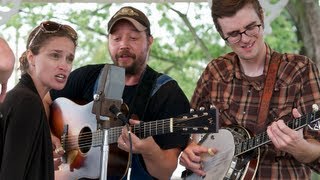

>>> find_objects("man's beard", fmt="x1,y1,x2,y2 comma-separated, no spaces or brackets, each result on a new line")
124,61,140,75
115,50,144,75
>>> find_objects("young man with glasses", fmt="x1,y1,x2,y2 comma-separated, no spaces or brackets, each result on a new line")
180,0,320,179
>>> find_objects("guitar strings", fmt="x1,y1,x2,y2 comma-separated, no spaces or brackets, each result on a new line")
234,112,315,156
60,119,174,151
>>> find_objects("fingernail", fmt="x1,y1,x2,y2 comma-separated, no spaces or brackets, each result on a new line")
208,148,215,156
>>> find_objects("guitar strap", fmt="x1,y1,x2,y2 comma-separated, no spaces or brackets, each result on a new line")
128,65,172,121
255,51,282,134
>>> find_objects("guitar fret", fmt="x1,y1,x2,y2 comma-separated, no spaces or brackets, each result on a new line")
162,120,164,134
149,122,152,137
235,109,320,157
152,121,156,135
144,122,146,138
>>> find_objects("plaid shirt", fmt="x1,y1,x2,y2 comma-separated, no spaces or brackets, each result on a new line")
191,44,320,179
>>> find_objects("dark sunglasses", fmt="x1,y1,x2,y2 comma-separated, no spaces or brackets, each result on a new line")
28,21,78,48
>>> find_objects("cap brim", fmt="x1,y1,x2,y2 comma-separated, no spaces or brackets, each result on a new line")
108,17,147,33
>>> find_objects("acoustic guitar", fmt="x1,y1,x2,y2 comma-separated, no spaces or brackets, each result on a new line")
50,97,218,180
183,105,320,180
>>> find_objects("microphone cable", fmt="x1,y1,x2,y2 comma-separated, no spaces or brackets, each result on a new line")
109,105,133,180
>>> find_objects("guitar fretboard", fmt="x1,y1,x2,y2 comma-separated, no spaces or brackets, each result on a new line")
234,111,320,156
91,119,174,147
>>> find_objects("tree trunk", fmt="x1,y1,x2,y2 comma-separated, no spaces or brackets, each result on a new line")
286,0,320,67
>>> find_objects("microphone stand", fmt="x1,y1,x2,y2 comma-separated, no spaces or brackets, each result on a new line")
91,64,125,179
99,117,110,180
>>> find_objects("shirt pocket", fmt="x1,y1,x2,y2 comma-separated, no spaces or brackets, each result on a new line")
269,81,300,121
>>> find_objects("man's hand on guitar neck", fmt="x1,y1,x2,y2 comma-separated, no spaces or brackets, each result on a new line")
267,108,320,164
179,141,217,177
117,119,182,179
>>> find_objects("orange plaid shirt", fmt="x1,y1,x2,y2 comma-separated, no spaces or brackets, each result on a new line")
191,44,320,179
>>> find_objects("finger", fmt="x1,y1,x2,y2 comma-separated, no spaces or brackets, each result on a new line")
180,153,206,176
180,152,202,170
129,119,140,125
268,121,292,148
207,148,216,156
117,135,127,149
51,134,62,150
53,146,65,158
54,158,62,170
267,126,279,147
180,144,208,165
292,108,302,118
275,120,297,140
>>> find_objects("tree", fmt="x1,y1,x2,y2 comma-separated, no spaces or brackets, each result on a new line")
286,0,320,67
1,1,318,99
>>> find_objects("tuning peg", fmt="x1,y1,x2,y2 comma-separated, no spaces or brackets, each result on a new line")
312,104,319,112
199,107,205,111
210,104,216,109
190,109,195,113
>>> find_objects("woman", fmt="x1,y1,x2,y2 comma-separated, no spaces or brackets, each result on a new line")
0,20,77,180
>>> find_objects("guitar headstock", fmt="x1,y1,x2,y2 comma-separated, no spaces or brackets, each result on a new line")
173,106,219,134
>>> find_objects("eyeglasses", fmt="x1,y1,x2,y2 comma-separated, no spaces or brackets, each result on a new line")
223,24,262,44
28,21,78,48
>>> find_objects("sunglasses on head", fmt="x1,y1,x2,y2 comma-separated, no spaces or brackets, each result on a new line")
28,21,78,48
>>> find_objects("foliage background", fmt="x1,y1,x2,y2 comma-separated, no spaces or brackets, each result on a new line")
1,2,302,100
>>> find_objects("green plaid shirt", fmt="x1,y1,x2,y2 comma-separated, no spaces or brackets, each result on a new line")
191,44,320,179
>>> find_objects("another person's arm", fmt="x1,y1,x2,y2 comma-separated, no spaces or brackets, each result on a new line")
0,38,15,102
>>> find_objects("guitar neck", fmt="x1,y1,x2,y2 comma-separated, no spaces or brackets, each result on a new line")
234,110,320,156
92,118,174,146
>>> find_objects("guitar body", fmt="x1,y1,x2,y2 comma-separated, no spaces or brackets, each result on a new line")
50,97,219,179
50,98,127,180
185,126,260,180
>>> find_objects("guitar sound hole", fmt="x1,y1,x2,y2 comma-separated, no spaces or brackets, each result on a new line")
78,126,92,154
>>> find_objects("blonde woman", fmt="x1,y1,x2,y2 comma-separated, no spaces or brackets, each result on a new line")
0,21,77,180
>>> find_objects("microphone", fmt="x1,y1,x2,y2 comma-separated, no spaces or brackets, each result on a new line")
92,64,125,127
90,64,130,180
109,104,129,124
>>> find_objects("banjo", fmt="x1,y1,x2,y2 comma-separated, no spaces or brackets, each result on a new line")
183,104,320,180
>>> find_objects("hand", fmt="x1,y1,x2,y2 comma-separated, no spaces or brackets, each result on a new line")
267,108,317,163
0,81,8,103
117,119,143,153
117,119,155,154
51,133,65,170
179,141,217,177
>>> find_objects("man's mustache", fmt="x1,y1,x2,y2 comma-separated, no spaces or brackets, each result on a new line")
116,50,136,59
